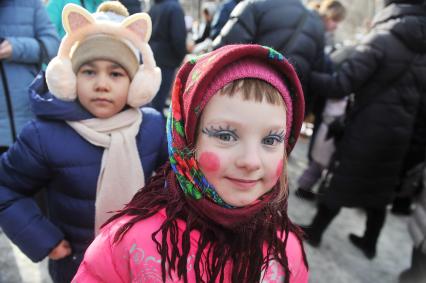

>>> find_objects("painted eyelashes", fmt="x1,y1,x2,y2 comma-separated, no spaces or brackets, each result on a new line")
202,126,285,144
202,125,238,142
266,130,285,143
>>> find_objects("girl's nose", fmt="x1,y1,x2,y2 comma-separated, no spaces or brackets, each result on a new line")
235,145,262,171
94,74,110,92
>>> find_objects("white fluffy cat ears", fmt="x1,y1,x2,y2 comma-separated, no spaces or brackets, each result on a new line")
45,3,161,108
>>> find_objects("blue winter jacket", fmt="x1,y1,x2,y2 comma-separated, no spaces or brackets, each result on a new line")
0,73,168,262
0,0,60,147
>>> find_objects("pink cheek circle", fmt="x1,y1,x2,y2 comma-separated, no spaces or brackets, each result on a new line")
275,159,284,179
198,151,221,172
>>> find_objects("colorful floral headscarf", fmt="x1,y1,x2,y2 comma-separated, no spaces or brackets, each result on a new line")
166,44,305,207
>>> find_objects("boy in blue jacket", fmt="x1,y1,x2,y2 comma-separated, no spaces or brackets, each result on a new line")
0,2,166,282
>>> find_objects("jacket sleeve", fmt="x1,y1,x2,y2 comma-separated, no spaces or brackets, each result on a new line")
8,0,59,64
310,34,384,99
0,121,64,262
169,4,187,63
209,1,234,40
212,0,257,49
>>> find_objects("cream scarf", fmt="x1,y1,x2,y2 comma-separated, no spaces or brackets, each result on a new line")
67,108,144,234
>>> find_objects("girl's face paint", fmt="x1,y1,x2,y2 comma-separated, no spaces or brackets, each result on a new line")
195,91,286,207
198,151,220,172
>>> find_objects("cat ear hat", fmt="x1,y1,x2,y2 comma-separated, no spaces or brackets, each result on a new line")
46,2,161,108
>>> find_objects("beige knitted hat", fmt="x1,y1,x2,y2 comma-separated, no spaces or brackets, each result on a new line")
71,34,139,79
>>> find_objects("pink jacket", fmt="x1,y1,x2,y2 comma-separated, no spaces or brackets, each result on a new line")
73,209,308,282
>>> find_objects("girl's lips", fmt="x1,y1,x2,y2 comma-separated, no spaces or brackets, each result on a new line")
226,177,259,188
92,98,112,104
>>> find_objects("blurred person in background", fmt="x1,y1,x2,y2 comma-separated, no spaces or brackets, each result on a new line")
209,0,242,40
399,157,426,283
308,0,346,47
212,0,325,116
120,0,142,14
295,0,347,200
187,2,216,55
192,3,215,45
148,0,187,114
302,0,426,260
391,111,426,216
46,0,106,38
0,0,59,154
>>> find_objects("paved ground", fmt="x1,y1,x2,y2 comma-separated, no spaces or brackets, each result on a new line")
0,136,413,283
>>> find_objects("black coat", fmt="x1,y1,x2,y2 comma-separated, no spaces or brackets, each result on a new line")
212,0,325,108
149,0,187,68
313,4,426,208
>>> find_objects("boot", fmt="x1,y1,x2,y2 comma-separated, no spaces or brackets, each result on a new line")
301,203,340,247
350,207,386,259
349,234,376,259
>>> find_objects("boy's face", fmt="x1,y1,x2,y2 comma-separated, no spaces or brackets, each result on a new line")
76,60,130,119
324,17,340,32
195,91,286,207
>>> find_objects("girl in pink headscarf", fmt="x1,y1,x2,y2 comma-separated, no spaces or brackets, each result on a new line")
73,44,308,283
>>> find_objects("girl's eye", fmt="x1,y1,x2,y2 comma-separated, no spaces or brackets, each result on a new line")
217,132,235,142
263,136,284,146
202,127,238,143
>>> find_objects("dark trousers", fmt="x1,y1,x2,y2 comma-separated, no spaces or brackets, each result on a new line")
48,253,84,283
309,202,386,249
151,66,176,115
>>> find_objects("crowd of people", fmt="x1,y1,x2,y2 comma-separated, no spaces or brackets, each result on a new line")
0,0,425,282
